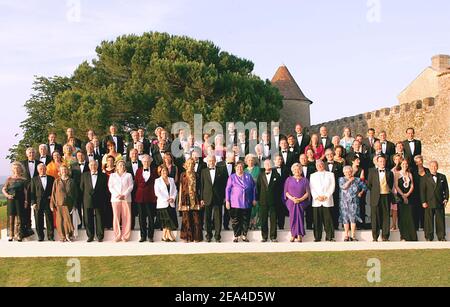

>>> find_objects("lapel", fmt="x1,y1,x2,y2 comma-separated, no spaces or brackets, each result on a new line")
262,172,269,188
88,173,94,190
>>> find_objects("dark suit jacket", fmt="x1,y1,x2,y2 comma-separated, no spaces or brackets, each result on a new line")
126,160,143,180
217,161,235,179
403,139,422,164
367,168,394,206
420,173,449,209
103,135,125,155
134,167,158,204
30,175,55,211
79,172,108,209
39,155,52,166
47,143,63,155
279,149,296,171
346,151,369,172
256,170,282,208
21,160,42,181
294,134,311,156
201,167,227,206
381,141,396,156
300,163,316,179
362,137,380,155
319,136,333,150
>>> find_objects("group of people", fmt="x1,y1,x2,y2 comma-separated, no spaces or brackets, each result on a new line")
2,123,448,244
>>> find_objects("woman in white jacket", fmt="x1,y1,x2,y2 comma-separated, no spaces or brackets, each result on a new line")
108,160,134,242
154,165,178,242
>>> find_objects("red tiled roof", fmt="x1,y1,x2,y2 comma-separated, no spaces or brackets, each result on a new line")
271,65,313,104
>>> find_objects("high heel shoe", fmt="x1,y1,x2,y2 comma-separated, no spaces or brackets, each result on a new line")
8,237,13,242
351,237,358,242
290,237,295,242
344,236,350,242
297,236,303,243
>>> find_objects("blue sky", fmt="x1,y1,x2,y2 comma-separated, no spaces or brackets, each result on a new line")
0,0,449,175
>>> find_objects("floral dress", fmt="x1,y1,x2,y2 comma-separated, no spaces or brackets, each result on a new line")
338,177,367,224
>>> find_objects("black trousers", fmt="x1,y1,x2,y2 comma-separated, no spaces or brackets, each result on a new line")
275,202,288,230
130,202,138,230
412,195,425,230
260,205,277,240
357,192,367,229
332,192,340,230
84,207,104,240
424,207,446,241
138,203,156,240
305,205,313,229
205,204,223,241
313,206,335,241
230,208,251,238
371,195,390,241
34,207,54,240
223,207,231,229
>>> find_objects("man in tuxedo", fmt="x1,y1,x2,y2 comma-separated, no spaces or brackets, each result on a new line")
38,144,52,165
80,161,108,242
260,131,272,159
362,128,379,156
324,149,343,230
127,131,144,157
287,135,301,163
192,151,207,179
420,161,448,241
217,151,236,230
346,140,369,174
201,155,227,242
22,147,42,234
271,126,284,151
279,138,296,171
226,122,238,149
152,139,167,167
138,128,151,154
66,128,82,149
85,142,102,166
310,160,336,242
379,131,395,156
92,136,105,160
126,149,143,230
319,126,333,150
369,141,387,169
294,123,311,155
47,132,63,155
403,127,422,168
257,159,282,242
300,154,316,230
103,125,125,155
355,134,369,155
72,150,90,225
367,156,394,242
273,154,290,229
30,163,54,241
255,144,265,166
237,131,248,158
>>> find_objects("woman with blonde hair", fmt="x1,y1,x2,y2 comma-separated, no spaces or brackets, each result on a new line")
155,165,178,242
2,162,28,241
245,154,261,230
46,151,63,180
339,127,355,152
102,141,123,168
50,164,78,242
178,158,203,242
62,144,76,173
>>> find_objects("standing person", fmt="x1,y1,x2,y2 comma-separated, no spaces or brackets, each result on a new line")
134,155,158,242
46,151,63,180
102,141,123,169
2,162,28,241
284,163,310,242
279,138,296,171
108,160,134,242
394,160,418,241
379,131,396,158
103,125,125,155
138,128,151,154
324,149,343,230
86,142,101,166
50,165,77,242
126,148,142,230
245,154,261,230
339,127,354,152
299,153,316,230
30,163,55,241
319,126,333,150
256,159,281,242
218,151,235,231
420,161,448,242
225,161,257,243
412,155,430,230
163,152,180,229
350,156,367,228
179,158,204,243
273,154,290,230
38,144,52,166
367,156,394,242
154,165,178,242
362,128,379,156
287,135,301,163
201,155,227,243
402,128,422,169
21,147,41,235
334,146,346,166
127,130,144,157
390,154,403,232
92,136,105,160
305,134,325,160
310,160,336,242
47,132,63,155
102,155,116,230
80,161,107,242
66,128,82,149
339,166,367,241
294,123,310,155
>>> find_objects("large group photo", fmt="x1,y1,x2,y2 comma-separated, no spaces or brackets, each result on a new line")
0,0,449,292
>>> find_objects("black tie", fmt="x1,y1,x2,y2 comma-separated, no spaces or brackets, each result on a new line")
92,173,98,176
209,168,215,171
379,170,385,173
133,162,138,164
144,169,149,172
29,161,34,163
88,154,93,157
41,176,46,178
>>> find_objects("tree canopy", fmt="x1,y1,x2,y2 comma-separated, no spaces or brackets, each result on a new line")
8,32,283,161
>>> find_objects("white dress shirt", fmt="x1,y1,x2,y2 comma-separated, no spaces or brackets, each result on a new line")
40,156,47,165
408,140,415,155
143,169,151,182
40,176,47,190
28,161,35,178
381,142,387,154
281,151,288,164
378,169,386,183
91,173,98,189
87,153,95,162
194,162,199,173
108,172,134,202
79,162,86,173
209,168,216,184
154,177,178,209
226,164,233,176
297,135,303,147
49,144,55,155
302,166,308,178
131,161,139,176
310,171,335,208
265,172,272,184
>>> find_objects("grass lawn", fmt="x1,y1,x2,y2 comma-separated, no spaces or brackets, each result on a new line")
0,250,449,287
0,205,6,233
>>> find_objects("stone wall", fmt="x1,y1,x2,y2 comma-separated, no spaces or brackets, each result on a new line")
280,99,311,134
309,72,450,184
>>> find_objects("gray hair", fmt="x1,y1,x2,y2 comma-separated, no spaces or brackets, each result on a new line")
291,162,301,174
343,165,353,174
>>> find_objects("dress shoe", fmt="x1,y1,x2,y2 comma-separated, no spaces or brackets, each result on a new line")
271,239,278,243
148,238,154,242
139,238,146,243
261,239,268,243
48,237,55,242
241,236,249,242
233,237,239,243
439,239,447,242
38,238,44,242
215,239,221,243
87,238,94,243
98,238,103,243
206,237,212,243
224,226,230,231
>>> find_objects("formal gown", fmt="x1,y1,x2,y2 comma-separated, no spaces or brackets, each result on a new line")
397,175,418,241
283,177,310,237
339,177,367,224
246,166,261,229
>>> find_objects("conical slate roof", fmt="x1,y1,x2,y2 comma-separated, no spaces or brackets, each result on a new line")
271,65,313,104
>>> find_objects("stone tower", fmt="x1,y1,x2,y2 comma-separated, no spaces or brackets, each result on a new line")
271,65,313,134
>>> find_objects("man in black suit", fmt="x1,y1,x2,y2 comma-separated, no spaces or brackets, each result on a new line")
85,142,102,166
369,141,387,169
201,155,227,242
79,160,108,242
237,131,249,157
362,128,379,156
273,154,290,229
257,159,282,242
47,132,63,155
126,149,143,230
30,163,54,241
319,126,333,150
287,135,301,163
271,125,285,152
300,153,316,229
72,150,90,225
152,139,167,167
367,156,394,242
127,130,145,157
22,147,42,234
324,149,344,230
260,131,272,160
379,131,395,156
279,138,296,171
217,151,236,230
66,128,82,149
225,122,238,149
294,123,311,155
38,144,52,165
403,127,422,168
138,128,151,154
103,125,125,155
346,139,369,174
420,161,448,241
92,136,105,160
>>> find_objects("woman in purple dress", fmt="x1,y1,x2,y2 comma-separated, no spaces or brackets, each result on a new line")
284,163,310,242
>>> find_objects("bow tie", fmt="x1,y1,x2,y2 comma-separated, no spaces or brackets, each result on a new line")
91,173,98,176
227,163,233,165
40,176,47,178
41,157,46,159
112,135,116,137
144,169,149,172
49,143,55,146
265,172,271,175
432,175,437,179
132,162,138,164
209,168,215,170
328,162,334,165
79,163,84,166
282,151,287,154
28,161,35,163
88,154,93,157
379,170,385,173
321,137,327,139
409,140,415,143
297,134,302,137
